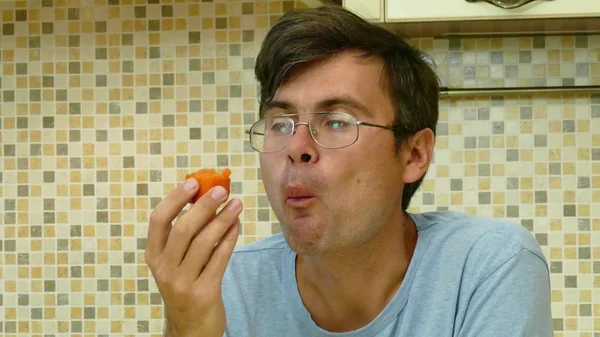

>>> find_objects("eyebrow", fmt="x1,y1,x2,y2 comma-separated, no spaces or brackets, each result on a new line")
263,95,372,117
263,100,293,114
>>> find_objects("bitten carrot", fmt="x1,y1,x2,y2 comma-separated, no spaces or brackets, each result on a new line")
185,168,232,202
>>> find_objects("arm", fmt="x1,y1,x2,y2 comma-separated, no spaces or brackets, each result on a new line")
458,249,553,337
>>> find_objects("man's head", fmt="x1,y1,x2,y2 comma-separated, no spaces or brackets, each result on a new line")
251,5,439,255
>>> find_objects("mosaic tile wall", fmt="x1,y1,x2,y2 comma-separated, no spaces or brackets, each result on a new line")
0,0,598,336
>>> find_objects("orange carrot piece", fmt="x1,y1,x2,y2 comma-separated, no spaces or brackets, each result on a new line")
185,168,232,202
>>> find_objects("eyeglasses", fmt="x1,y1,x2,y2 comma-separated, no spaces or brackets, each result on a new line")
245,111,398,153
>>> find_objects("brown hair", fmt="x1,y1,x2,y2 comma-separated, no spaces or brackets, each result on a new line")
255,5,440,211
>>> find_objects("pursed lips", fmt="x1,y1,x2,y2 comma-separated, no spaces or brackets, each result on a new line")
284,184,316,207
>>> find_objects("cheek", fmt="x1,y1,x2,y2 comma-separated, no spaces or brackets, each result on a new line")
259,155,285,197
259,156,275,186
342,150,403,200
323,157,373,202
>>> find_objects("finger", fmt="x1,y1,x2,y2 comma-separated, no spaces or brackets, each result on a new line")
162,186,230,266
180,199,242,276
198,216,241,285
146,178,199,260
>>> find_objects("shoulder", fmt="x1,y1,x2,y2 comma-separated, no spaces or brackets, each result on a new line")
411,211,548,274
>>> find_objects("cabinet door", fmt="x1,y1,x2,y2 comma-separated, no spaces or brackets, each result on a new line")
386,0,600,22
343,0,384,22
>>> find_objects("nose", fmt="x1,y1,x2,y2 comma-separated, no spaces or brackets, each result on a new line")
286,122,319,164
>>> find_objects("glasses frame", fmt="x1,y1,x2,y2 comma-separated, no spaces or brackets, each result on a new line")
244,111,398,153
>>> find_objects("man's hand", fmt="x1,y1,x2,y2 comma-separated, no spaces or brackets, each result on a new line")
144,178,242,337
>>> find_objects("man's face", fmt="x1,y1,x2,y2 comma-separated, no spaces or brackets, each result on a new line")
259,50,410,255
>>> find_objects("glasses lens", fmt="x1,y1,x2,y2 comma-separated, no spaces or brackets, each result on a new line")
310,112,358,149
250,116,294,152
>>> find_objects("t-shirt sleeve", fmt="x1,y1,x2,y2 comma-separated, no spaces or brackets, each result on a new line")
458,248,554,337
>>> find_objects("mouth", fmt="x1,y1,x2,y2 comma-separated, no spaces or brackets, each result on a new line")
284,185,316,207
286,196,315,207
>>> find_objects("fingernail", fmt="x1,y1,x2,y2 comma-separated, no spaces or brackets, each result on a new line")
183,178,198,191
227,199,242,212
211,186,227,200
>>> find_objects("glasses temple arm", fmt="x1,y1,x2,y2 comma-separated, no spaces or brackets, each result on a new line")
357,121,398,131
245,130,266,136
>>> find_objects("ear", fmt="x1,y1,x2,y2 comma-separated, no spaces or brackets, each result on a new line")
401,128,435,184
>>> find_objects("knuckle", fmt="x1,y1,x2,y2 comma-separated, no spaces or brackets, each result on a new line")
214,214,236,232
149,209,166,226
153,262,174,285
190,232,209,250
172,280,192,296
144,250,154,267
171,221,193,238
153,267,168,284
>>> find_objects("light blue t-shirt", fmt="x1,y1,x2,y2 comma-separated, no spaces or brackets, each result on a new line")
222,211,553,337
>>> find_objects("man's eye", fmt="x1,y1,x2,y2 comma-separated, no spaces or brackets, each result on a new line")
325,120,349,129
271,123,290,133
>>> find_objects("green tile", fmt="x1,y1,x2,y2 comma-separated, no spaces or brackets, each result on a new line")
242,30,254,42
190,127,202,139
16,63,27,74
31,308,43,320
162,5,173,17
2,23,14,36
122,33,133,46
135,6,146,18
190,59,202,71
216,18,227,29
57,293,69,305
242,3,254,14
203,72,215,84
138,321,149,333
150,143,161,154
163,115,174,126
42,22,53,34
149,87,161,99
68,8,79,20
110,265,122,277
124,252,135,263
15,9,27,21
124,293,136,305
29,36,41,48
137,183,148,195
69,62,80,74
18,294,29,305
44,280,55,292
163,73,174,85
95,21,106,33
17,117,28,128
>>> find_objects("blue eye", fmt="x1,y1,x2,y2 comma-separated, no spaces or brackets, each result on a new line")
271,122,290,133
325,120,349,129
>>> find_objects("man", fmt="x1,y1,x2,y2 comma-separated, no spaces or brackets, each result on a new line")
144,5,553,337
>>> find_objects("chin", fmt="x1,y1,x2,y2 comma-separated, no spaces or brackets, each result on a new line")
279,216,328,255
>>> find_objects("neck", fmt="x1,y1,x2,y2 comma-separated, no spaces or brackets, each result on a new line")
295,212,418,333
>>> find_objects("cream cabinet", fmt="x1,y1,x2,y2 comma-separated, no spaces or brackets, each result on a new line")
343,0,384,22
343,0,600,23
385,0,600,22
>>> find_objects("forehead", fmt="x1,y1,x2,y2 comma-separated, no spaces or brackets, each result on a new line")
270,50,395,117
